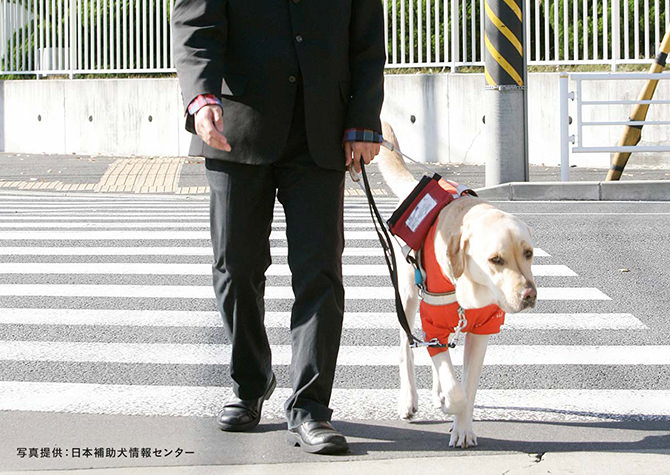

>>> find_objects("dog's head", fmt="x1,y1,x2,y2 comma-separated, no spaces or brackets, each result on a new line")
435,204,537,313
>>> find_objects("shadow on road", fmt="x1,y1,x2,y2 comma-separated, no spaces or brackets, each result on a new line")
1,411,667,470
335,419,670,456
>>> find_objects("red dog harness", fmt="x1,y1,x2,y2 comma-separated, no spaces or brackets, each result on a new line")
419,221,505,356
360,162,505,353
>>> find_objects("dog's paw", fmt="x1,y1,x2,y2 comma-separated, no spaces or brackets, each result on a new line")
448,420,478,448
398,388,419,420
440,385,466,415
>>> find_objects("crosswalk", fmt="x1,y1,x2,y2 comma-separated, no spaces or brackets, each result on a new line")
0,191,667,425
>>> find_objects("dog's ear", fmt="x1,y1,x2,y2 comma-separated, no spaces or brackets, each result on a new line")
434,228,467,280
449,232,467,279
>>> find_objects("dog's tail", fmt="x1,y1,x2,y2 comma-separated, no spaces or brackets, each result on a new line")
376,121,418,199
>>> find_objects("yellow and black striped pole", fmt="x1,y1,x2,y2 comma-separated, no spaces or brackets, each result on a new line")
484,0,524,88
484,0,528,186
606,27,670,181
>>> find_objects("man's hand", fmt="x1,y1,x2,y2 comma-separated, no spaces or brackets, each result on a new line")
345,141,381,173
194,104,231,152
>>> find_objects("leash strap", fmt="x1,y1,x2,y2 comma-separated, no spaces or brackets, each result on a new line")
353,141,476,351
359,160,422,347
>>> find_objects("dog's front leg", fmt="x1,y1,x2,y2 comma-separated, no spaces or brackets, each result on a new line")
432,351,466,415
398,330,419,419
397,257,420,420
449,333,489,448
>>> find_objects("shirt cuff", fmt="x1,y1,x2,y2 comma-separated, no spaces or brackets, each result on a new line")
342,128,383,143
186,94,223,116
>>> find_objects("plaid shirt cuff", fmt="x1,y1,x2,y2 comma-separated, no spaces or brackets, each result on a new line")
187,94,223,116
342,128,383,143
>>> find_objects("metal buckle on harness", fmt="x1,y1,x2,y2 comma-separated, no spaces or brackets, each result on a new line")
409,338,447,349
407,255,425,290
408,249,426,290
448,306,468,348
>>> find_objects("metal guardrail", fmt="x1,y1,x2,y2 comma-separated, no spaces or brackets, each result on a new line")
385,0,669,70
559,72,670,181
0,0,174,76
0,0,667,75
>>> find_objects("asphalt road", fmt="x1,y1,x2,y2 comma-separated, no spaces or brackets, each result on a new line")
0,190,668,471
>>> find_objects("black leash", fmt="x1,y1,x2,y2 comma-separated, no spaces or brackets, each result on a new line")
359,161,419,346
359,161,446,349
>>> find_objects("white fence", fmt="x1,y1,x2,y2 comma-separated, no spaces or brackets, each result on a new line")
1,0,174,74
0,0,667,75
559,72,670,180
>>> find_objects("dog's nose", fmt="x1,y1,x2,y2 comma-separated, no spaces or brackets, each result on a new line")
521,287,537,308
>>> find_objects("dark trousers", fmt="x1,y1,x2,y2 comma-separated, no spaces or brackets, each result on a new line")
205,83,345,428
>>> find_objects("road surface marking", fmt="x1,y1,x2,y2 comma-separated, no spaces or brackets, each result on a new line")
0,382,665,421
0,262,575,277
0,229,565,244
0,341,666,365
0,309,645,330
0,230,386,240
0,221,392,229
0,285,609,300
0,246,551,257
514,212,670,216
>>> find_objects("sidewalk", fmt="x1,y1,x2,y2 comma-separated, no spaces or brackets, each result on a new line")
1,152,669,199
10,450,670,475
2,410,668,474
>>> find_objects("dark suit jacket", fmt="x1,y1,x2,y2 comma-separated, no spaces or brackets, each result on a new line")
171,0,385,171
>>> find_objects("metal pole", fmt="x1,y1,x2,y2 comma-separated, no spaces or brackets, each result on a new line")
612,0,620,71
484,0,528,186
69,0,75,78
521,0,529,182
559,73,570,181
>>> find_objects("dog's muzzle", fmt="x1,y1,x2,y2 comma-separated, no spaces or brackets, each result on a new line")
521,286,537,309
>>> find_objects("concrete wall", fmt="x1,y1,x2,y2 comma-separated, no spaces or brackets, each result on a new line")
381,73,670,169
1,78,192,157
1,74,669,168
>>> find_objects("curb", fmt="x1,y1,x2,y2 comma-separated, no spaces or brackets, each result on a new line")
475,180,670,201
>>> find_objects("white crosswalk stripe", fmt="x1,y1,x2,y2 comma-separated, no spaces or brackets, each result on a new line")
0,381,665,421
0,341,667,366
0,309,647,329
0,246,551,257
0,230,389,240
0,192,661,425
0,221,433,229
0,262,576,276
0,284,611,300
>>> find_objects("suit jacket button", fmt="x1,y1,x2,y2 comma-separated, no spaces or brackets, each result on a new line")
295,34,303,43
288,75,297,83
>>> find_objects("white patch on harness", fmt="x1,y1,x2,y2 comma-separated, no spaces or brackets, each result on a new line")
405,193,438,232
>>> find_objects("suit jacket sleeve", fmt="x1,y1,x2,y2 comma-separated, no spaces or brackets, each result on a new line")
171,0,227,134
345,0,386,133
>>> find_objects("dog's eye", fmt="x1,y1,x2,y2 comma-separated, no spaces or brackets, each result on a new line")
524,249,533,259
489,256,504,265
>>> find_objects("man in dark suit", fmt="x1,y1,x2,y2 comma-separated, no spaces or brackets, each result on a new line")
172,0,385,454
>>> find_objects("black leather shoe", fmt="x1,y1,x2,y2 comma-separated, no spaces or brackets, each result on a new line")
216,374,276,432
286,421,349,454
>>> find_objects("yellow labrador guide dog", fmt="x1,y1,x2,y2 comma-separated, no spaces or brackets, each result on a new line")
374,122,537,448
